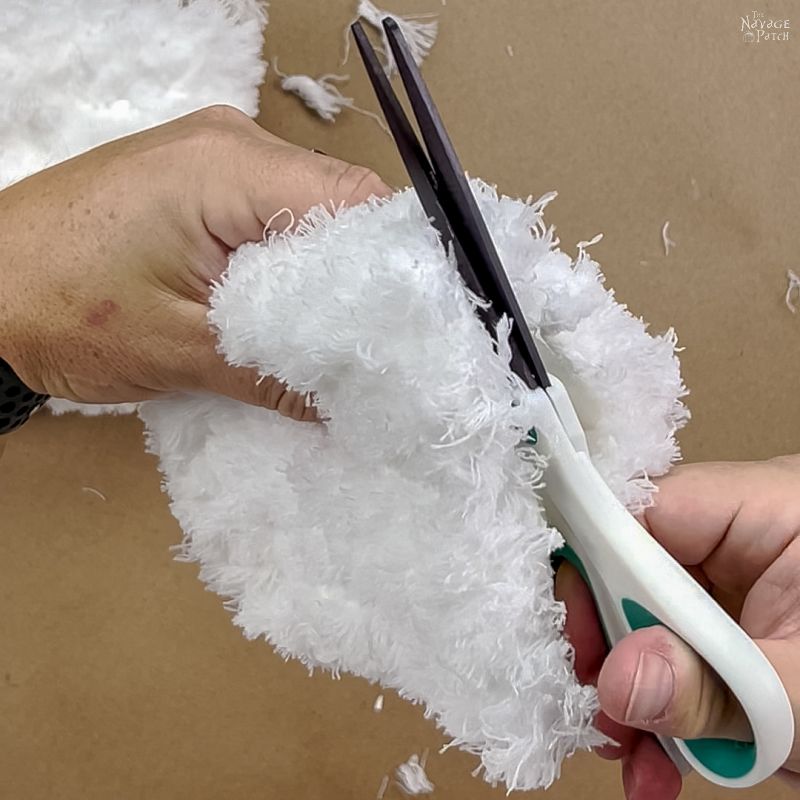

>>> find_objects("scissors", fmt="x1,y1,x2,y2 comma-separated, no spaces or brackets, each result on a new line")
351,18,794,789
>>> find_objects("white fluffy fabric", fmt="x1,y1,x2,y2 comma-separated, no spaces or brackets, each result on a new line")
141,180,688,791
47,399,140,417
0,0,268,414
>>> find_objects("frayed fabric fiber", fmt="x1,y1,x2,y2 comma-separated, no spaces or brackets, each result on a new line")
47,399,140,417
0,0,269,415
140,179,688,791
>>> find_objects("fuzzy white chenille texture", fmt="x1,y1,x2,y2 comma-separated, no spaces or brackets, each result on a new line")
141,180,688,790
0,0,268,415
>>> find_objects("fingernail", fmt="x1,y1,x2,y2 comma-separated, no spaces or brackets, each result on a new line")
625,651,675,724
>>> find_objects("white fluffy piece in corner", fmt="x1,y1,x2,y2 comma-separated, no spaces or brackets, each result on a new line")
786,269,800,313
0,0,268,190
346,0,438,74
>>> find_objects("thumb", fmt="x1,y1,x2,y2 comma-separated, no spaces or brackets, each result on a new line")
597,626,753,741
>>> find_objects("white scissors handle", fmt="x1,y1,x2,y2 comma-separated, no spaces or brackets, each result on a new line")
532,377,794,788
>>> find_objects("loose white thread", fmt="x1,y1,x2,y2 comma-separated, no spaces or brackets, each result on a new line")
263,206,295,241
343,1,438,75
395,754,434,795
506,44,514,57
576,232,603,264
661,221,675,256
374,694,384,712
81,486,107,501
786,269,800,313
576,232,603,250
376,775,390,800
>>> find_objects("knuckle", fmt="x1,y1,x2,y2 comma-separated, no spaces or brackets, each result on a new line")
277,388,308,421
330,163,387,206
253,376,285,410
193,104,248,127
186,105,250,150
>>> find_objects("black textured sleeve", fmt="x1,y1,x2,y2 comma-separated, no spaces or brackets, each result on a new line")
0,358,49,434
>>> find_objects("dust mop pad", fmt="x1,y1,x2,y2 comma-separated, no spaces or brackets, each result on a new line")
140,180,688,791
0,0,269,416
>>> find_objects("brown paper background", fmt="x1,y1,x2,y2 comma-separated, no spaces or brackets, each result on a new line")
2,1,798,798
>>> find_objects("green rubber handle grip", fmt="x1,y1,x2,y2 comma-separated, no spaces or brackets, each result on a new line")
553,545,757,779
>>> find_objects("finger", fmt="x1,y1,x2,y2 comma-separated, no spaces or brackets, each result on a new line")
247,147,391,235
594,711,640,761
622,734,682,800
643,459,800,594
597,626,751,741
755,637,800,769
200,117,392,249
555,563,639,759
555,562,607,684
170,309,318,420
778,767,800,789
642,462,748,565
243,118,392,212
208,363,318,422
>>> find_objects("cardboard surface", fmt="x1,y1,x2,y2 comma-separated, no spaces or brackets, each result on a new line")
2,1,798,798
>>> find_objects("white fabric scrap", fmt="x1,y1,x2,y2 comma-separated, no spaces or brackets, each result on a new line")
395,754,434,795
345,0,438,75
276,71,351,121
48,399,140,417
272,60,387,132
786,269,800,313
0,0,268,417
140,179,688,791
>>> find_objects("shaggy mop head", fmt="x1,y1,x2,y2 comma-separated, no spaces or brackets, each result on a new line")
0,0,268,414
141,180,688,791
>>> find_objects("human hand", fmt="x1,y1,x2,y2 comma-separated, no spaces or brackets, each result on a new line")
556,455,800,799
0,106,389,420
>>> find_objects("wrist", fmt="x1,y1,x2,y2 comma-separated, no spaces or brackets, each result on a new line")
0,185,48,393
0,189,51,429
0,356,49,434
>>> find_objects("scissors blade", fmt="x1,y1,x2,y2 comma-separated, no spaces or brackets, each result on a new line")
351,23,447,243
351,22,494,320
382,17,549,390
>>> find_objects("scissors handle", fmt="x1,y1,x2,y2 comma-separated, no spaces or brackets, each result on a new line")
532,378,795,787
